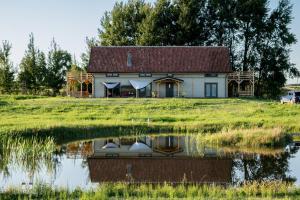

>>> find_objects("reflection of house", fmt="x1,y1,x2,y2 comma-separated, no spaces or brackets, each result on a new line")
88,157,232,183
87,136,233,183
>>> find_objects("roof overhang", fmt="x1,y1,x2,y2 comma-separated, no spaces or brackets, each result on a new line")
153,77,184,83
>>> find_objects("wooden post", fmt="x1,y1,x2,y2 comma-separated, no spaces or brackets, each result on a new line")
92,76,94,98
177,82,180,97
80,72,83,97
237,72,240,97
252,72,255,96
157,82,160,98
192,79,194,97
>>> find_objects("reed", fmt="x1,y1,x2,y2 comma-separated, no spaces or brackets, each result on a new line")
195,128,292,148
0,181,299,200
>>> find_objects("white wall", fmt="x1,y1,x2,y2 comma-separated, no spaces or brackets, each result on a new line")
93,73,228,98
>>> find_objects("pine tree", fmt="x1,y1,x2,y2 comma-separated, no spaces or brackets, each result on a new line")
0,41,15,94
18,33,47,94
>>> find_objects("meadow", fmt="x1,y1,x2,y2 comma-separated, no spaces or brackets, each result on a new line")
0,95,299,142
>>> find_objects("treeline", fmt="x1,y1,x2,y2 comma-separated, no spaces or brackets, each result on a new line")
95,0,299,98
0,34,83,96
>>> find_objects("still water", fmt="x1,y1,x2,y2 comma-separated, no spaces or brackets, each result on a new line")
0,135,299,190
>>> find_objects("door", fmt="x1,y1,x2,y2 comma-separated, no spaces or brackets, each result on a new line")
166,82,174,97
205,83,218,98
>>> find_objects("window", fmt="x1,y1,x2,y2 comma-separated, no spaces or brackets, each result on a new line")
167,74,174,77
205,73,218,77
106,73,119,77
139,73,152,77
205,83,218,98
127,52,132,67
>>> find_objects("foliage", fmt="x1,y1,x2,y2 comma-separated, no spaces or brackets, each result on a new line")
18,33,47,94
99,0,151,45
80,37,98,71
0,41,15,94
197,127,291,147
45,39,72,95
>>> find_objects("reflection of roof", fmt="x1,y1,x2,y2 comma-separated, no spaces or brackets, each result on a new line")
129,142,152,152
88,157,232,183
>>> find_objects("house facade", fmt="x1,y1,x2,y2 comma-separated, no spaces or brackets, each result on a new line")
87,46,232,98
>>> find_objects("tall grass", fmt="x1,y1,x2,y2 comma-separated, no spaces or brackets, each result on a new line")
0,136,55,178
195,128,292,148
0,182,299,200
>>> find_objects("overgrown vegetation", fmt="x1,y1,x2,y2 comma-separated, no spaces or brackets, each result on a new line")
0,96,299,140
1,182,299,200
197,128,292,148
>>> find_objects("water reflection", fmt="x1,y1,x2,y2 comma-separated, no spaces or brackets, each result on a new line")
0,135,299,190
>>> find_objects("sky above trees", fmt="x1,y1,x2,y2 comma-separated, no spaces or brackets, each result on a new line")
0,0,299,83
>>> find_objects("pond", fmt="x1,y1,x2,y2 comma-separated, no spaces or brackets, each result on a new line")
0,135,299,191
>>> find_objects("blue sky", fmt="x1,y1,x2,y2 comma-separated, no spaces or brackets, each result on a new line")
0,0,299,83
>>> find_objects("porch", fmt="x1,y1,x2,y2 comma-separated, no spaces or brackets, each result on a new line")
227,71,255,97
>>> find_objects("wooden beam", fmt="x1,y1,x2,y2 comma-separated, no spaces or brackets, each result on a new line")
177,82,180,97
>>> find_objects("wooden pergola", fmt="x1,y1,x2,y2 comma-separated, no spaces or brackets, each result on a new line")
227,71,255,97
66,72,94,97
153,77,184,97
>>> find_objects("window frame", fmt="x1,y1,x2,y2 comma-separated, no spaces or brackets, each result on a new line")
139,73,152,77
106,73,119,77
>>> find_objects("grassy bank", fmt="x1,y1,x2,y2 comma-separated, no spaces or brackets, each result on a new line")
1,182,299,200
196,128,292,148
1,95,300,139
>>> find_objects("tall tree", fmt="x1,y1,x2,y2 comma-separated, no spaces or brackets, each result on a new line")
18,33,47,94
174,0,207,45
46,39,72,94
236,0,269,71
205,0,238,68
255,0,298,97
0,41,15,94
80,37,98,71
99,0,151,45
138,0,177,45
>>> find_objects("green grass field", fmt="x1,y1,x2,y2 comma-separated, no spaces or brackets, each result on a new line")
0,95,299,139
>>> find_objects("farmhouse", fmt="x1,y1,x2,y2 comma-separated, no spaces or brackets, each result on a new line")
67,46,254,98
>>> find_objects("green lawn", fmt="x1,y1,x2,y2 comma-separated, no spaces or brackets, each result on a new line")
0,95,299,138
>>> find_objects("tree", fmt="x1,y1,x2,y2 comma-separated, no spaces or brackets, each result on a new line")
138,0,177,45
0,41,15,94
80,37,98,71
18,33,46,94
99,0,151,45
174,0,207,45
46,39,72,94
254,0,298,98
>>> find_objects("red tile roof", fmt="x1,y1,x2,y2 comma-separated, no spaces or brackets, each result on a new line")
88,46,232,73
87,157,232,183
